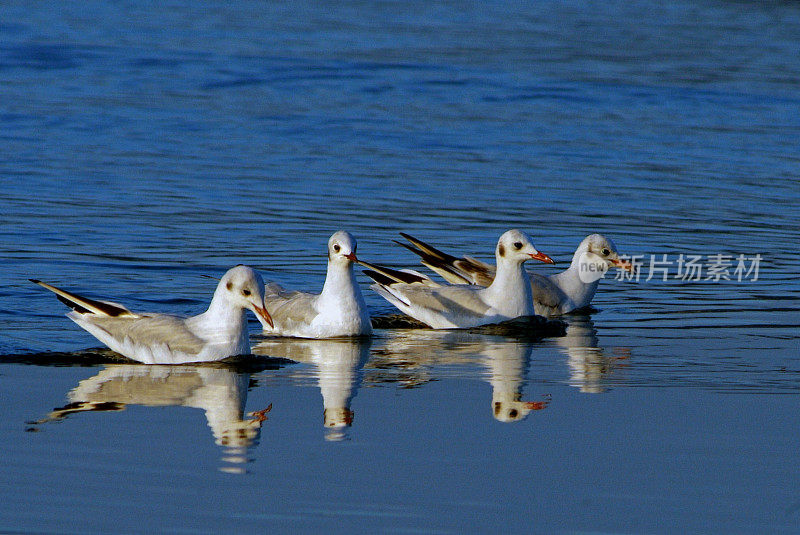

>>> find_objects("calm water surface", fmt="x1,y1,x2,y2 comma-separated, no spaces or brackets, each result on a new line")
1,1,799,533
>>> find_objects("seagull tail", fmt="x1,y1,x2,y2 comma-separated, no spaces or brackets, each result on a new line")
29,279,135,317
357,260,429,285
395,233,474,285
397,232,460,263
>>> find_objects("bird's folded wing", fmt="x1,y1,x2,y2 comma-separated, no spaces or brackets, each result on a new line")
394,233,475,285
452,256,496,286
386,284,492,317
30,279,138,317
529,273,568,312
359,260,433,286
86,314,207,355
263,284,320,326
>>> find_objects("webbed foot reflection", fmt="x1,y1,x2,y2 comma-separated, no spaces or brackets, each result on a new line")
249,403,273,423
28,363,271,474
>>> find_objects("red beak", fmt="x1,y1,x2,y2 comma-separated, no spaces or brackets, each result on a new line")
254,303,273,328
529,251,555,264
344,252,358,262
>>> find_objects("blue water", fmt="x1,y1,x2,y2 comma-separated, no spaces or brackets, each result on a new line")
2,1,800,533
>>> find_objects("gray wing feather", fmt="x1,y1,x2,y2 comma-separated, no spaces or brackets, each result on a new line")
380,284,492,327
529,273,568,315
264,282,320,326
84,314,207,355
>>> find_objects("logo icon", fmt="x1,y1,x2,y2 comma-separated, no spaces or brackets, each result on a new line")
577,251,609,283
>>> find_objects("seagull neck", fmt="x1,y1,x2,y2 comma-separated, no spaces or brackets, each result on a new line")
552,250,601,306
319,260,360,304
569,248,585,271
195,292,248,333
483,258,534,314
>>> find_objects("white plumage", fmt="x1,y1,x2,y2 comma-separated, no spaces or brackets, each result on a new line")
31,265,272,364
361,229,554,329
258,231,372,338
394,233,632,316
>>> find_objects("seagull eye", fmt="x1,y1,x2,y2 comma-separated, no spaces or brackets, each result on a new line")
333,244,341,253
602,248,610,256
241,289,251,296
513,242,523,250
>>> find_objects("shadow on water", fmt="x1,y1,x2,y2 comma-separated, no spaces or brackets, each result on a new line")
0,348,294,372
0,348,132,367
3,314,568,449
371,313,567,340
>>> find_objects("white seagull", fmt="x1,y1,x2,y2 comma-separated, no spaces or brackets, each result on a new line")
394,232,632,316
360,229,554,329
30,265,273,364
258,231,372,338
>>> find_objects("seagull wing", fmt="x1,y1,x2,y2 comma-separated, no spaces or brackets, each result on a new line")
529,273,569,316
77,313,208,356
395,234,496,285
369,280,493,329
263,282,321,328
30,279,139,317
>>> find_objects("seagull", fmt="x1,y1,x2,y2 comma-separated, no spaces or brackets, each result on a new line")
257,231,372,338
359,229,554,329
30,265,273,364
394,232,632,316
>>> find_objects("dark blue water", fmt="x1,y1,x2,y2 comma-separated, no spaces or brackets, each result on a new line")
2,1,800,533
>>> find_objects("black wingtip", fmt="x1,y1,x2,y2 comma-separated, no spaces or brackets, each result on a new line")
392,239,421,255
397,232,460,263
30,279,132,317
362,269,396,286
55,294,92,314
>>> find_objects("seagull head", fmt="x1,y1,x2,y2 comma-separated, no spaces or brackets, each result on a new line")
495,229,554,265
328,230,359,265
219,265,273,328
578,234,632,272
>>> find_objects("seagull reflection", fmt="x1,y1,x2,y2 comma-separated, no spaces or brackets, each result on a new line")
29,363,272,474
556,314,629,393
484,338,550,422
368,330,549,423
252,337,370,441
